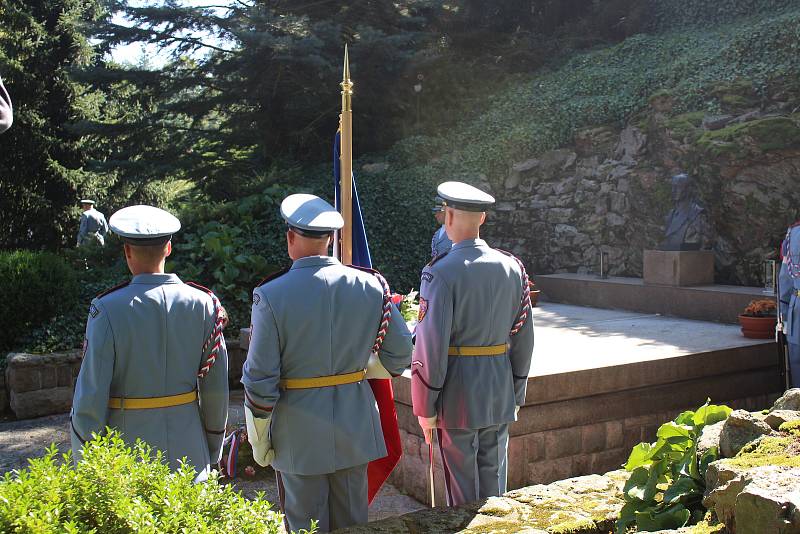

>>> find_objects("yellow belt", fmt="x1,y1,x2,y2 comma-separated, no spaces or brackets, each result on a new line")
280,369,367,390
448,344,508,356
108,390,197,410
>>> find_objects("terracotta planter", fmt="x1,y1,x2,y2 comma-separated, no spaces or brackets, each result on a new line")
530,289,541,308
738,315,777,339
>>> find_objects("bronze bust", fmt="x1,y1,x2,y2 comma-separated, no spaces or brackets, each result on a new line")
660,173,712,251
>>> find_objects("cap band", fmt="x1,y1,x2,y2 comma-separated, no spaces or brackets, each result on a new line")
443,200,490,212
120,235,173,246
288,225,332,239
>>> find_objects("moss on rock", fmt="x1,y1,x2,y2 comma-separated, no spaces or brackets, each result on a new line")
723,435,800,469
696,116,800,157
666,111,706,142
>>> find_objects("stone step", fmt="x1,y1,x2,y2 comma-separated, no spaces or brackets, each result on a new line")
536,273,770,324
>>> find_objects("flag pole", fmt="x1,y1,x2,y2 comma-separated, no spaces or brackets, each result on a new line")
340,44,354,264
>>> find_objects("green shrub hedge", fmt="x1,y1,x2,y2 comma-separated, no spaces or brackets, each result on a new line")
0,431,311,533
0,251,79,352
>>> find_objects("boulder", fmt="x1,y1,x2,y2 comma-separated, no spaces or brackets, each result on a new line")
613,126,646,164
702,114,735,131
771,388,800,412
764,410,800,430
697,420,725,457
719,410,773,458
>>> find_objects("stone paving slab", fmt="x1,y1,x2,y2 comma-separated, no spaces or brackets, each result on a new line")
530,302,770,376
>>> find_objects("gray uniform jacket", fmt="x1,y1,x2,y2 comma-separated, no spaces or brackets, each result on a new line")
70,273,229,473
77,208,109,246
780,224,800,344
242,255,413,476
412,239,535,429
431,225,453,259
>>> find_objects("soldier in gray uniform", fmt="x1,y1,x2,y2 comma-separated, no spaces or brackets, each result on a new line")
70,205,229,481
779,222,800,387
430,195,453,259
0,74,12,134
77,200,109,247
242,193,413,533
412,181,535,506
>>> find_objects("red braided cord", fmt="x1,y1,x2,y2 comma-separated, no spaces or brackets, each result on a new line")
371,271,392,354
509,255,531,336
198,293,224,378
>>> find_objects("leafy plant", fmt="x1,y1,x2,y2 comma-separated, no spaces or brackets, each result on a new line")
0,251,80,352
0,431,314,533
398,290,420,323
616,400,732,533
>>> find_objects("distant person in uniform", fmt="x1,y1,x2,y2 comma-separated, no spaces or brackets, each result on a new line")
70,205,229,481
430,195,452,259
242,194,413,532
77,200,109,247
412,181,535,506
0,74,12,134
779,221,800,388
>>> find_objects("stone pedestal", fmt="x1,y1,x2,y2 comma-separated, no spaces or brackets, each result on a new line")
643,249,714,287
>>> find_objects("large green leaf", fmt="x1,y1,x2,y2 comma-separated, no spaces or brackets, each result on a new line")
693,403,732,427
635,504,691,531
663,476,702,506
625,443,655,470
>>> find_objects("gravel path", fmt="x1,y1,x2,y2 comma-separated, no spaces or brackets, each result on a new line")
0,393,425,524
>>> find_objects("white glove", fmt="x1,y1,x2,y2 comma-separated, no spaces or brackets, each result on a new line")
365,353,392,379
418,415,437,444
245,406,274,467
515,405,520,420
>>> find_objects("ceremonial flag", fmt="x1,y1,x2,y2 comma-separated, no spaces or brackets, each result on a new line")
333,131,402,504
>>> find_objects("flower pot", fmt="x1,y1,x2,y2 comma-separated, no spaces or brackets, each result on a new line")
737,315,776,339
530,289,541,308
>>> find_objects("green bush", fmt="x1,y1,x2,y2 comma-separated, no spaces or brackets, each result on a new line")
0,251,80,352
616,400,732,533
0,431,312,533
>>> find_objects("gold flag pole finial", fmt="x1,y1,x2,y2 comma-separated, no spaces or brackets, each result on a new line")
339,44,354,263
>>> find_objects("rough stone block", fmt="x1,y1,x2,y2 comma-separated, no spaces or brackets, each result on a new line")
57,366,73,387
10,387,73,419
581,423,607,453
544,427,581,459
643,249,714,287
524,432,546,463
571,454,591,477
527,457,573,485
7,367,41,393
590,448,627,474
507,436,527,489
40,365,58,389
605,421,623,449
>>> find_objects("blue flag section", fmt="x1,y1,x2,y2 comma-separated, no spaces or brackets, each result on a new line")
333,131,373,268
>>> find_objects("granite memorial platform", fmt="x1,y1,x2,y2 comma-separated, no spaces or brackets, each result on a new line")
387,303,780,505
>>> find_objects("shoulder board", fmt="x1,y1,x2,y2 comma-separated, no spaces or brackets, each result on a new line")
96,280,130,299
426,250,449,268
256,267,291,288
346,264,379,276
186,281,215,297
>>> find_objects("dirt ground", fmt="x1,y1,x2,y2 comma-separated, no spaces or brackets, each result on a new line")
0,391,425,524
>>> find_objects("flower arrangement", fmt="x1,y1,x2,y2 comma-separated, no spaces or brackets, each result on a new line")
741,299,777,317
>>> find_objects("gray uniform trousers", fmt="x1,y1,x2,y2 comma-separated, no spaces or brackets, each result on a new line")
780,224,800,388
277,464,368,533
412,239,534,507
242,256,413,532
437,424,509,506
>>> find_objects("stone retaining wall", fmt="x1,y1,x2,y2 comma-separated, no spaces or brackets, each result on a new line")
2,332,246,420
4,351,81,419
